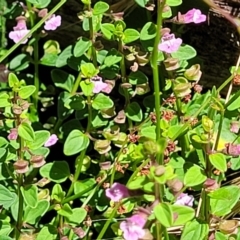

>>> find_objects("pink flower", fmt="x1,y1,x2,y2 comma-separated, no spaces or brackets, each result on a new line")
91,76,108,94
158,34,182,54
9,16,30,44
175,193,194,207
44,134,58,147
105,182,129,202
230,121,240,133
44,14,61,31
183,9,206,24
224,143,240,156
8,128,18,140
120,214,146,240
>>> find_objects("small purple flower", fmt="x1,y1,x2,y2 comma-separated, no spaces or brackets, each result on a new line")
91,76,108,94
175,193,194,207
183,9,207,24
105,182,129,202
44,14,61,31
8,128,18,141
120,214,146,240
158,33,182,54
9,16,30,44
44,134,58,147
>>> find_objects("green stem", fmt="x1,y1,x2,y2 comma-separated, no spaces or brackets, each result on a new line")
71,72,81,95
16,174,24,240
151,2,166,239
213,111,224,151
110,138,128,185
151,0,166,164
33,37,39,110
81,175,106,208
88,4,97,67
66,149,86,197
0,0,66,63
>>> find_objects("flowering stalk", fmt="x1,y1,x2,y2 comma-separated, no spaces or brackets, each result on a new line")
26,1,40,120
151,0,166,166
0,0,66,63
151,1,167,239
87,3,98,67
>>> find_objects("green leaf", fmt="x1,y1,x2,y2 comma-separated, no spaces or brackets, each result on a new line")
63,130,90,156
209,153,227,172
92,93,114,110
181,220,209,240
123,28,140,44
51,184,65,202
209,185,240,216
215,232,228,240
58,92,74,121
24,200,49,224
101,23,115,40
166,0,182,6
18,122,35,142
26,0,51,8
8,72,19,88
0,93,11,108
51,69,75,92
9,53,29,71
154,203,173,227
74,178,96,195
93,1,109,15
40,161,70,183
21,185,38,208
134,0,149,7
127,175,148,190
104,48,122,67
172,45,196,60
227,91,240,111
162,7,172,18
58,203,73,217
73,37,92,57
170,205,195,226
140,22,156,40
40,53,58,66
0,214,12,236
80,81,94,97
126,102,143,122
81,63,98,78
67,95,86,110
56,45,73,68
36,226,57,240
18,85,36,99
65,207,87,225
0,185,17,209
129,71,148,85
27,130,50,150
140,126,156,140
184,165,207,187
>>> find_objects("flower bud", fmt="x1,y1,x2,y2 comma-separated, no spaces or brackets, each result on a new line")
219,220,239,235
31,155,46,168
94,140,111,154
167,178,183,194
154,166,165,176
14,159,29,174
12,104,22,115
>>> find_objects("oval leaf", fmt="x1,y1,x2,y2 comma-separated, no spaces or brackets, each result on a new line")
64,130,90,156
